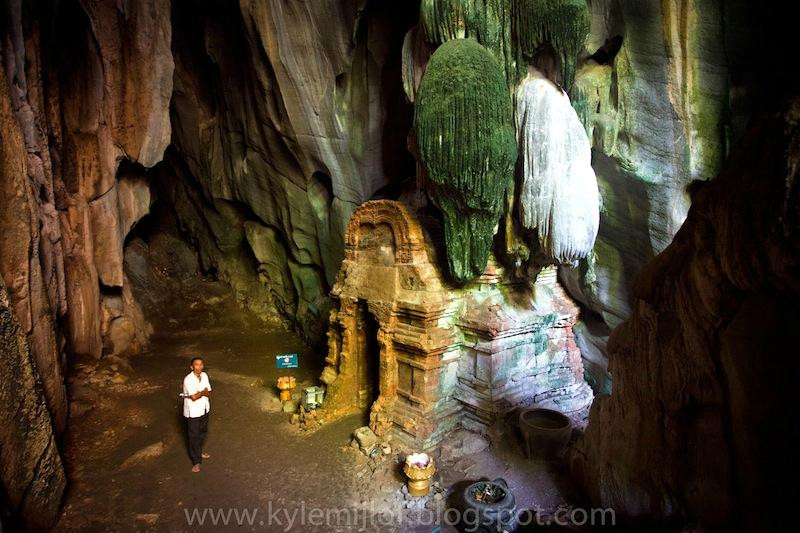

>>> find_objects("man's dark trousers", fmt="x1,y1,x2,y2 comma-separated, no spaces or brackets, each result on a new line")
187,412,208,465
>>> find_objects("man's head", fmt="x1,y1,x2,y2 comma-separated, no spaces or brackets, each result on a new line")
190,357,204,375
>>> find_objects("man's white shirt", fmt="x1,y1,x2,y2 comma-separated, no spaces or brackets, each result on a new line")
183,371,212,418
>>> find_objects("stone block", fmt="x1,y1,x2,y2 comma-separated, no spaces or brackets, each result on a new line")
353,426,378,449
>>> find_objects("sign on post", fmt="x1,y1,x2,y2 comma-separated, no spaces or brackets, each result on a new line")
276,353,299,369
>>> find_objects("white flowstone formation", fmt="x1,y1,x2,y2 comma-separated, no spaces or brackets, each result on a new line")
516,73,600,265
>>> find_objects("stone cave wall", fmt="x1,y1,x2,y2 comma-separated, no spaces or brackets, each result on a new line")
0,280,65,531
160,0,418,339
1,0,171,527
561,0,732,385
560,0,795,391
570,3,800,528
574,100,800,530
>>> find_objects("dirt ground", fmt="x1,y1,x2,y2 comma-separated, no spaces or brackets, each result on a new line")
56,281,359,531
55,274,588,532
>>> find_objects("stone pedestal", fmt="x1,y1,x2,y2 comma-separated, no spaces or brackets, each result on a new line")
456,267,593,431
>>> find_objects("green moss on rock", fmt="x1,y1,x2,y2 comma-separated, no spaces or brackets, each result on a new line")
419,1,590,89
414,38,517,283
420,0,515,82
512,0,590,89
420,0,467,44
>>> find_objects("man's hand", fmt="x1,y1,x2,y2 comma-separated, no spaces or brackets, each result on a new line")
190,388,210,401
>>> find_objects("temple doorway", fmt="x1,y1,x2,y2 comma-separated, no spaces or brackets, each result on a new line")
356,300,381,421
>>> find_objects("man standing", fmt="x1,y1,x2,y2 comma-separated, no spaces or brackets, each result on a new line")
183,357,212,472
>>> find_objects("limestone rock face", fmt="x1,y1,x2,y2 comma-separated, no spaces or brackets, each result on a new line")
0,280,66,531
164,0,417,337
562,0,729,329
0,65,68,436
1,2,168,524
574,103,800,530
1,0,169,364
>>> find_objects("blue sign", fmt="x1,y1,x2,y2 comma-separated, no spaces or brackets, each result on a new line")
276,353,299,369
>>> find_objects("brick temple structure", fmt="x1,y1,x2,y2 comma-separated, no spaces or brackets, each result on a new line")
318,200,592,449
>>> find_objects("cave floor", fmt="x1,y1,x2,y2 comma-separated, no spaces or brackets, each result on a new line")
55,279,582,532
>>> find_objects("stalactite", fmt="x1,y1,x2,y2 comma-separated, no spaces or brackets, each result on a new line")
420,0,466,44
516,74,598,265
512,0,590,90
419,0,515,83
414,38,517,282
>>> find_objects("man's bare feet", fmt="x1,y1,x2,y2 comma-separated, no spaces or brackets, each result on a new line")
201,452,210,459
192,464,200,473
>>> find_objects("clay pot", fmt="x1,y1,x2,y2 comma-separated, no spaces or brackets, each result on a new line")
403,453,435,497
518,407,572,459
